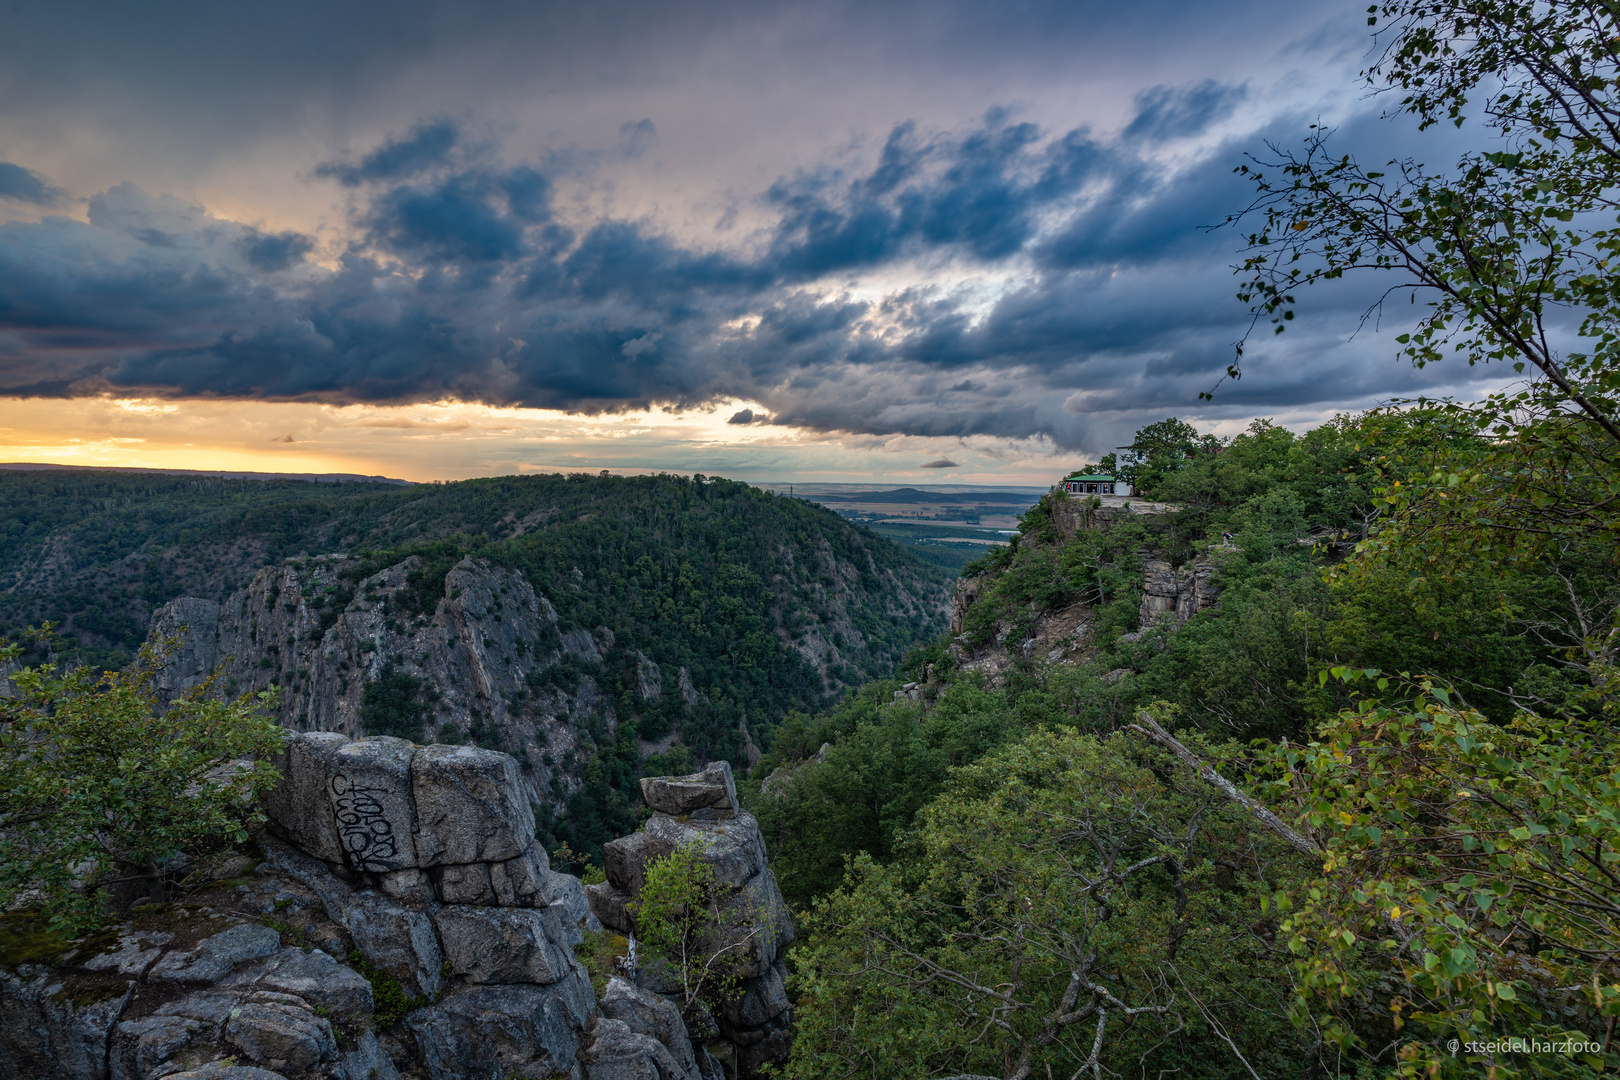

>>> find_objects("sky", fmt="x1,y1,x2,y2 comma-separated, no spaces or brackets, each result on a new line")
0,0,1516,484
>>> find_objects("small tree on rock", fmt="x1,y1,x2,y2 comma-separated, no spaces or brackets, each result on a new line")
0,632,286,933
631,839,765,1022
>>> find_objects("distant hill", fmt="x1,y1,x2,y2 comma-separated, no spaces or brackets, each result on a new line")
0,461,411,484
0,469,953,856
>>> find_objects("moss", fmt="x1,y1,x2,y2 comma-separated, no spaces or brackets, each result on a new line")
347,951,425,1028
573,930,629,998
0,914,78,967
51,974,130,1010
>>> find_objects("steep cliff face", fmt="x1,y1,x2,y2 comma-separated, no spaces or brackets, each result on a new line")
943,497,1224,684
149,555,622,813
765,534,944,682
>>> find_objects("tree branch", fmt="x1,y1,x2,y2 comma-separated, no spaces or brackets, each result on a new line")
1128,712,1322,857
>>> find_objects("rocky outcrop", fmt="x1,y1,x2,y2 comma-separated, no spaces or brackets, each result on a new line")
145,555,607,819
5,725,800,1080
585,762,794,1078
0,909,390,1080
1,733,610,1080
259,733,598,1014
1137,555,1222,629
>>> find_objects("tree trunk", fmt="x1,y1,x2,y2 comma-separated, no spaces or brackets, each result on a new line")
145,859,166,904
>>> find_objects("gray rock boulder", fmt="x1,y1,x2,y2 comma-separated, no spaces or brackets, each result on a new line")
693,1046,725,1080
407,980,594,1080
256,837,355,927
220,947,373,1024
579,1018,685,1080
109,1014,207,1080
489,844,551,908
434,906,573,986
261,731,350,864
82,931,171,979
411,744,534,866
165,1065,289,1080
343,891,442,1000
642,813,766,890
431,862,495,905
602,830,674,897
378,868,434,904
585,881,633,935
147,924,282,985
719,955,790,1032
599,977,699,1080
329,737,420,872
0,969,133,1080
638,762,737,820
152,990,240,1026
338,1029,403,1080
222,999,337,1074
545,871,602,932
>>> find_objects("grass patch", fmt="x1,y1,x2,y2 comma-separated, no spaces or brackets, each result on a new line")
347,950,425,1027
573,930,630,998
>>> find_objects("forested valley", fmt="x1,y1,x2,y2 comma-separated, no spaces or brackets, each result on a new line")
743,0,1620,1072
6,2,1620,1077
754,404,1619,1077
0,470,952,856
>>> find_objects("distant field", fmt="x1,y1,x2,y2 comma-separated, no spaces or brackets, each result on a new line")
762,486,1039,574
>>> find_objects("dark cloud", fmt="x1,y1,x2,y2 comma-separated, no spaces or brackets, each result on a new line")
317,120,459,187
764,114,1083,276
0,106,1503,455
240,230,315,272
0,163,63,205
1124,80,1246,141
920,458,958,468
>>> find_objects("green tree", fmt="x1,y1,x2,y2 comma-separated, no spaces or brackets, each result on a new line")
1239,671,1620,1077
630,840,763,1018
1112,417,1224,499
0,635,285,932
1232,0,1620,455
784,723,1315,1080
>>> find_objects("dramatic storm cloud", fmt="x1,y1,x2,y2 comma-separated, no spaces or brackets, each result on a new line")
0,0,1507,467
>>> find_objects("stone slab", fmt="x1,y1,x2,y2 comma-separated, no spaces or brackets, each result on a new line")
328,737,420,872
406,979,594,1080
434,906,573,986
638,762,737,819
262,732,349,864
410,744,534,867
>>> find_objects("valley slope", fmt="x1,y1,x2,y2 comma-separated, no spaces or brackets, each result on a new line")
1,469,953,855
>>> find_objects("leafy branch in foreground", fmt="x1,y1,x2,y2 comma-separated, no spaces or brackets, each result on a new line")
1143,676,1620,1077
0,631,285,933
1226,0,1620,450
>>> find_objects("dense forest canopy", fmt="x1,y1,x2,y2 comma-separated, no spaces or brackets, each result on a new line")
0,470,950,681
749,1,1620,1074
